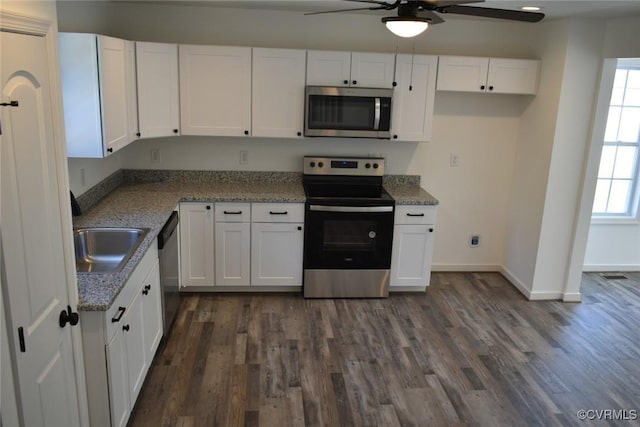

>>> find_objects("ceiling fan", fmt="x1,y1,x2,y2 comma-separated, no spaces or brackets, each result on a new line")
306,0,545,38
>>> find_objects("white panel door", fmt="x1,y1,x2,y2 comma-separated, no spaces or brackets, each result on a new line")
123,288,147,406
391,54,438,142
251,223,304,286
436,56,489,93
179,203,215,287
390,224,435,287
350,52,396,88
487,58,540,95
136,41,180,138
179,45,252,136
0,30,81,427
215,222,251,286
98,35,129,154
252,48,306,138
306,50,351,86
141,260,163,360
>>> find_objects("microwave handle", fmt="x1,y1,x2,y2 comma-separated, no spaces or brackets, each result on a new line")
374,97,381,130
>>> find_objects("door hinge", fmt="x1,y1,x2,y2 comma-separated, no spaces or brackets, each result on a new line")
18,327,26,352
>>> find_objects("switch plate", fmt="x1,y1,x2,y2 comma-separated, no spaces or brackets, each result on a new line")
80,168,86,187
150,148,160,163
450,153,460,167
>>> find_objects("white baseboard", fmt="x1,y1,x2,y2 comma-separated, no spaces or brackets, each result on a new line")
562,293,582,303
583,264,640,272
499,266,532,299
431,264,501,272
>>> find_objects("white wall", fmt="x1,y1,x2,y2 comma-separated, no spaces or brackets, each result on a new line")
582,17,640,272
58,0,532,270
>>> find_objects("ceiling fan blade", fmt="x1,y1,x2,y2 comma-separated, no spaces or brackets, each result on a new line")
345,0,398,5
304,5,389,16
420,0,484,6
438,5,544,22
415,10,446,24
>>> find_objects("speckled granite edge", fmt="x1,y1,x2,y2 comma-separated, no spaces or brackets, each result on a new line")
384,175,420,186
123,169,303,184
76,169,124,213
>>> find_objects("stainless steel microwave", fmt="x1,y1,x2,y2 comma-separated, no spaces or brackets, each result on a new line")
304,86,393,139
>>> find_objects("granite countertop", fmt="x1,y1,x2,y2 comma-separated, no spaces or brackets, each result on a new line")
75,172,437,312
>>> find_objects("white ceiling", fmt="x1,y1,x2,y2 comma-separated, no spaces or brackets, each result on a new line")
116,0,640,20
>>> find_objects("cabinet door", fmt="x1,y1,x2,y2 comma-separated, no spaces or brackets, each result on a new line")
123,289,148,406
390,224,435,287
98,35,130,155
487,58,539,95
252,48,306,138
141,260,163,362
306,50,351,86
179,203,215,287
391,54,437,142
251,223,303,286
350,52,395,88
436,56,489,93
125,40,139,142
106,328,131,427
179,45,252,136
215,222,251,286
136,41,180,138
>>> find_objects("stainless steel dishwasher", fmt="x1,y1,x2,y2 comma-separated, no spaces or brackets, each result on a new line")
158,210,180,336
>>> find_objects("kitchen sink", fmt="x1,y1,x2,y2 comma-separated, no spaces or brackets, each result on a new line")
74,227,150,273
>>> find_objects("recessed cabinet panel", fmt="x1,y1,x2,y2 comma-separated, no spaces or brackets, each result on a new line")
436,56,489,93
136,42,180,138
106,330,130,427
215,223,251,286
252,48,306,138
98,36,129,154
487,58,539,95
350,52,395,88
180,45,252,136
179,203,215,287
251,222,304,286
306,50,352,86
391,54,437,142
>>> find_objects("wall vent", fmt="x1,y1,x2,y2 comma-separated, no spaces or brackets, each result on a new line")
601,273,628,280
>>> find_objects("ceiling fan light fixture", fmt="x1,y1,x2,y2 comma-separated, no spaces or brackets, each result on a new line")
381,16,430,38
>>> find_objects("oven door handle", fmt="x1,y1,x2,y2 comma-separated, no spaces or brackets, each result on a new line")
309,205,393,213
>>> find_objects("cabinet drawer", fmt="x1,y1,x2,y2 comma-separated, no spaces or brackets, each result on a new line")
215,203,251,222
251,203,305,223
104,242,158,344
395,205,437,225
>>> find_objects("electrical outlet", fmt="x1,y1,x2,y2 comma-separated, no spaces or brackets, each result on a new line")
80,168,86,187
450,153,460,168
469,235,480,247
240,150,249,165
150,148,160,163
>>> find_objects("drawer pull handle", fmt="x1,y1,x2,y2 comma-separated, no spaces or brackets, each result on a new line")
269,211,288,215
223,211,243,215
111,306,126,323
406,213,425,217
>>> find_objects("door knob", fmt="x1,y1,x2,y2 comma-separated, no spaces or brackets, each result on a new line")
59,305,79,328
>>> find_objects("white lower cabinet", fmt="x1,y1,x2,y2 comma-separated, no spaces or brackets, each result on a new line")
81,243,162,426
215,203,251,286
390,206,437,289
179,202,215,287
251,203,304,286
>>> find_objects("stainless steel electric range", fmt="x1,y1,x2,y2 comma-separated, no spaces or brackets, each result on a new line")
302,156,395,298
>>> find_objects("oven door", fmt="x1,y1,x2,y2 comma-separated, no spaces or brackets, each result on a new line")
304,204,394,270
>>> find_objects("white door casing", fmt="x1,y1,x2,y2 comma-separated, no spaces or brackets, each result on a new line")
0,26,82,427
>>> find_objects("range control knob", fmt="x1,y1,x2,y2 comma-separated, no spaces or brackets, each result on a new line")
318,161,324,168
373,163,379,169
310,161,316,167
365,163,371,169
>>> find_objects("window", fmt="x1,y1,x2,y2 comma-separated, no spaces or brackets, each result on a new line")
592,61,640,217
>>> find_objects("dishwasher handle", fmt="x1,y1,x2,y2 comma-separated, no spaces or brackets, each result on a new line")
158,211,179,250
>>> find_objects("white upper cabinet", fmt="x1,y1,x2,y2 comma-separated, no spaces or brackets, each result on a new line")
252,48,306,138
125,40,140,142
437,55,539,95
136,42,180,138
306,50,395,88
391,54,438,142
59,33,134,158
180,45,252,136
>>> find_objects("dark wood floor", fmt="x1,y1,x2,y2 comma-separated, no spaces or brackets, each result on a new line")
130,272,640,426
